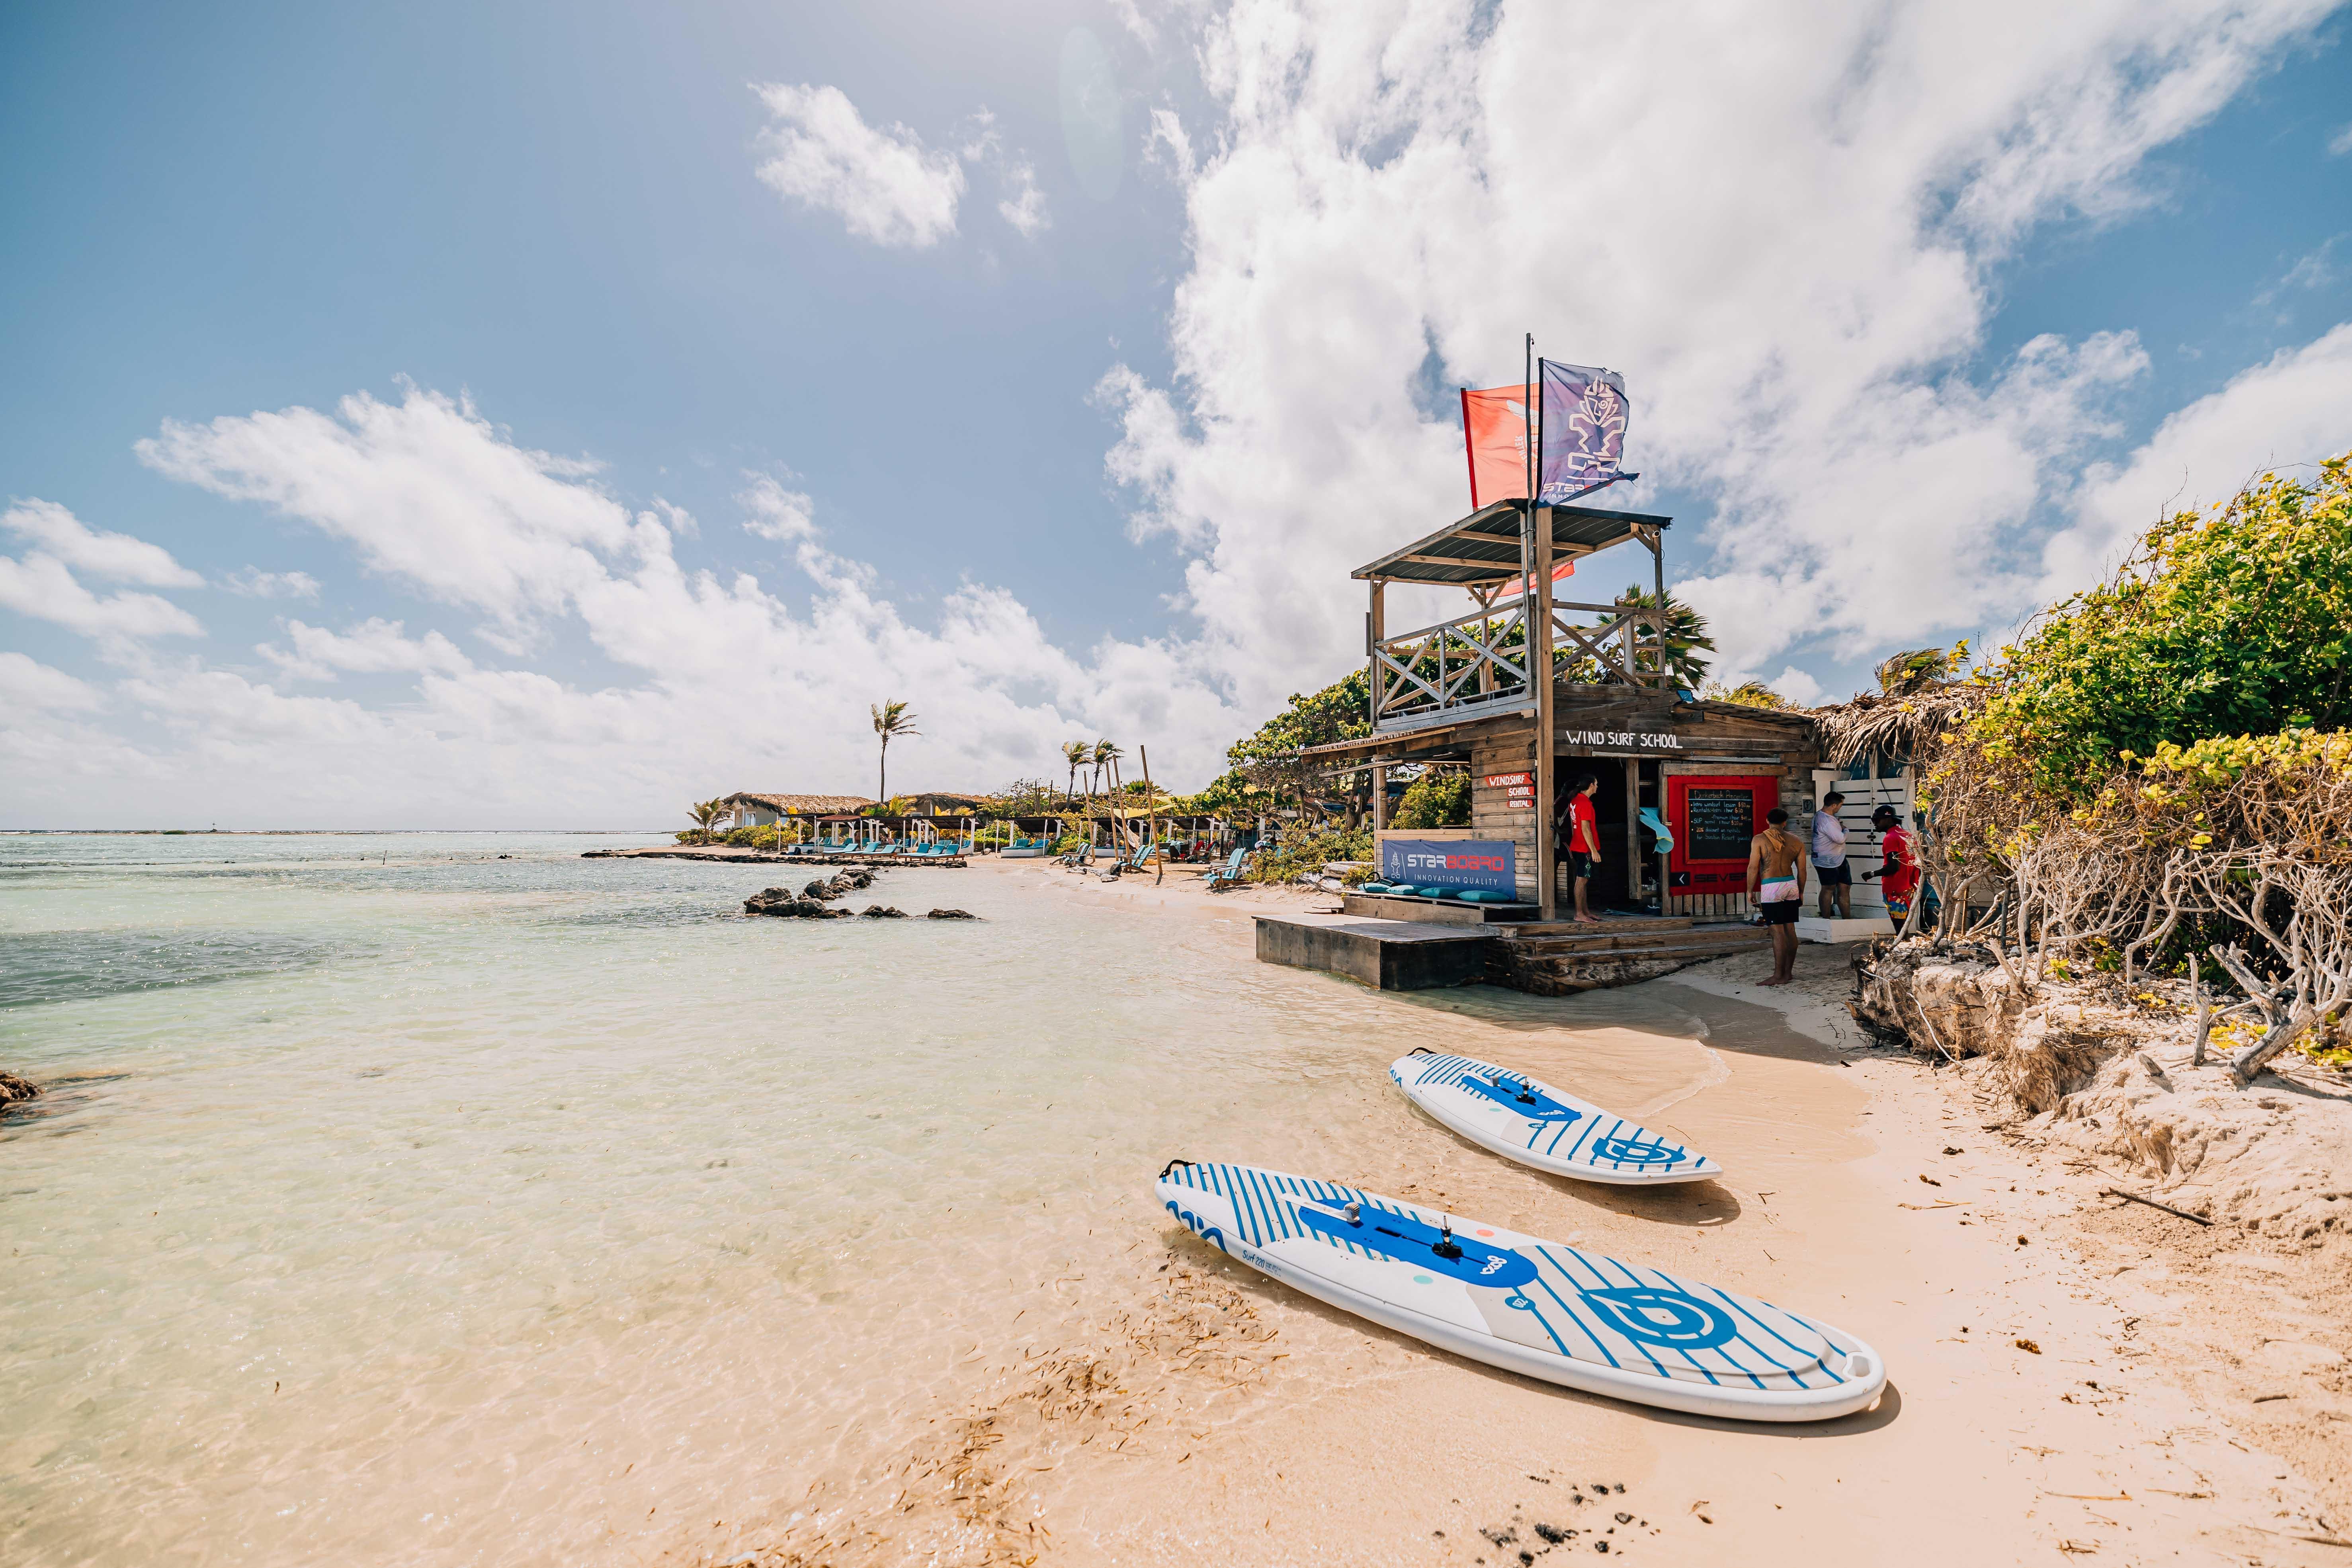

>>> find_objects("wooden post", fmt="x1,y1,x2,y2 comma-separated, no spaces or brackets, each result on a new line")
1532,503,1558,922
1140,744,1164,885
1371,761,1389,830
1649,525,1667,690
1367,579,1385,729
1623,760,1641,909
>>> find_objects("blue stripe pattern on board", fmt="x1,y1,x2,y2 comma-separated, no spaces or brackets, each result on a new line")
1162,1163,1834,1390
1403,1053,1701,1174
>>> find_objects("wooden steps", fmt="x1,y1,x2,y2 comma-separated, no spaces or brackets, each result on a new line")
1485,918,1767,995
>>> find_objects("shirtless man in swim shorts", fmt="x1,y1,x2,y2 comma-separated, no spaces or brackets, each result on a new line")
1746,806,1808,987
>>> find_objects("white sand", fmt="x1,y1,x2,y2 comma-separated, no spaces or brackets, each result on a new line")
697,861,2352,1566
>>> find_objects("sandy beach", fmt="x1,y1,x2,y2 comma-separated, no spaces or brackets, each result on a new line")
715,855,2352,1566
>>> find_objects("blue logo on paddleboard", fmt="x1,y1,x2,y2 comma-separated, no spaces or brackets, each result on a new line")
1591,1136,1683,1164
1164,1198,1227,1254
1579,1286,1737,1350
1459,1074,1582,1123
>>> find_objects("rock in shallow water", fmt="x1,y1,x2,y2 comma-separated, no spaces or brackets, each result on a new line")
926,908,977,920
0,1070,39,1108
860,905,908,918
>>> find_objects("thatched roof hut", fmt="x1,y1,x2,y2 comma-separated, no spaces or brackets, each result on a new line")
720,791,875,818
1805,687,1982,768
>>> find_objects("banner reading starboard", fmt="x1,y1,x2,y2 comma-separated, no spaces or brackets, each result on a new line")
1379,838,1517,895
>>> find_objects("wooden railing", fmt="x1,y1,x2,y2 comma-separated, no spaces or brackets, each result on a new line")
1370,599,1670,732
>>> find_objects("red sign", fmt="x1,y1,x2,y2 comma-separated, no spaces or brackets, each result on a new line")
1483,772,1533,789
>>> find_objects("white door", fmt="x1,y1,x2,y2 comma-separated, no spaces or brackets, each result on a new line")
1811,767,1916,916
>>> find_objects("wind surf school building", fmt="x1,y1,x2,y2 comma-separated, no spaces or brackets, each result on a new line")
1300,498,1820,922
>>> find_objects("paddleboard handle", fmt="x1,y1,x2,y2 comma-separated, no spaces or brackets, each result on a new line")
1341,1201,1362,1225
1157,1157,1197,1179
1432,1218,1463,1260
1407,1047,1436,1056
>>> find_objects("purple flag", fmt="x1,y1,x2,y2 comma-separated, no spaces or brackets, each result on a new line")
1538,360,1636,503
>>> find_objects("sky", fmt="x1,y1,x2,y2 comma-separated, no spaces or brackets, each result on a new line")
3,0,2350,829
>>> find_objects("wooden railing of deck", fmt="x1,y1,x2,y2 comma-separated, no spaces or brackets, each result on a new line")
1370,599,1670,732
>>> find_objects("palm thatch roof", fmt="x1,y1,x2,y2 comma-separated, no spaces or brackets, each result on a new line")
721,791,875,816
1805,686,1982,767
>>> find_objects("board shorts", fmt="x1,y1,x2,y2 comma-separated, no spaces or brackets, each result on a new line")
1815,859,1851,886
1569,851,1596,882
1758,900,1801,925
1885,890,1912,921
1756,874,1801,925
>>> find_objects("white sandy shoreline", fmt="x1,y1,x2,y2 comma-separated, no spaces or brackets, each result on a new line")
726,854,2352,1566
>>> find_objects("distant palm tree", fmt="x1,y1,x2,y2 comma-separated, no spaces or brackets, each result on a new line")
1092,740,1125,847
871,700,920,803
1875,644,1967,695
688,797,727,843
1060,740,1090,806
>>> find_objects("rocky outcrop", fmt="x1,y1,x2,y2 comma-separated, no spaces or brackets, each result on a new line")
927,908,977,920
860,905,908,918
1849,937,2120,1112
0,1071,39,1110
744,887,852,918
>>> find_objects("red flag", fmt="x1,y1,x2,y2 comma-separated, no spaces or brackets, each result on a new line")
1459,384,1532,508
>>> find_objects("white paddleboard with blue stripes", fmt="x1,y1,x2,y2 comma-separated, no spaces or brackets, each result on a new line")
1391,1050,1720,1185
1156,1160,1883,1422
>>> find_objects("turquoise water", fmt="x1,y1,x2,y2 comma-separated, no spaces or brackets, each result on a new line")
1,835,1610,1566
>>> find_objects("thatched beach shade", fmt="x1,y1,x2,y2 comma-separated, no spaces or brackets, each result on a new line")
1807,689,1982,769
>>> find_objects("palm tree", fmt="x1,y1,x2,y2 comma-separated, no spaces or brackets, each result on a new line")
1060,740,1090,807
1874,644,1966,695
1611,585,1715,691
871,700,920,803
687,797,727,843
1091,739,1124,846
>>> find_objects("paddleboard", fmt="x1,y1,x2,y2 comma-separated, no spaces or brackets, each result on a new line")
1390,1050,1720,1185
1156,1160,1883,1422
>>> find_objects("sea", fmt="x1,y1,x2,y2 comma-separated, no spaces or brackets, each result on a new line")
0,834,1650,1564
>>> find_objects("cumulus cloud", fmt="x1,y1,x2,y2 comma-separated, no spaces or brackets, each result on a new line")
0,651,104,713
996,156,1051,238
2038,319,2352,597
258,617,474,682
752,83,966,248
4,498,203,587
2331,122,2352,157
1100,0,2340,692
135,381,636,643
0,552,203,641
221,566,322,599
739,475,817,542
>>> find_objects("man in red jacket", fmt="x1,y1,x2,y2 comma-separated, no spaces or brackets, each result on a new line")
1864,805,1920,926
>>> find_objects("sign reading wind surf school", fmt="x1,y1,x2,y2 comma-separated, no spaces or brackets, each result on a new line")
1380,838,1517,895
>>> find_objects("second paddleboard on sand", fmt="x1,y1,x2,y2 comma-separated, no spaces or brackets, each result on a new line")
1391,1049,1721,1185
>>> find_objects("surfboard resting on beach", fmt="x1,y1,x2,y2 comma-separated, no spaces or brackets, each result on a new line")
1390,1049,1721,1184
1157,1159,1885,1422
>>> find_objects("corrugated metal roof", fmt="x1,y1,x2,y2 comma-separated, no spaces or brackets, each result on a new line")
1351,499,1670,586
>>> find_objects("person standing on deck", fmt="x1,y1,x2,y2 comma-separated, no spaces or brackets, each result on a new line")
1562,771,1603,924
1863,805,1921,927
1747,806,1808,986
1812,791,1851,919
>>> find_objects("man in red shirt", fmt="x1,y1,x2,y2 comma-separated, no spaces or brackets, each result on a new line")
1562,771,1602,923
1864,805,1921,926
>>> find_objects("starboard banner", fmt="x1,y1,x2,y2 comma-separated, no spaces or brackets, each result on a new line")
1538,359,1636,503
1380,838,1516,894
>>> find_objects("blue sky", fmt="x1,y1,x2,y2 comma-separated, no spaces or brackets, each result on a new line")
4,1,2350,827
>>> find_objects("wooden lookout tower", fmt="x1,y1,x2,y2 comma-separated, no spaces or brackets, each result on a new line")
1303,497,1819,926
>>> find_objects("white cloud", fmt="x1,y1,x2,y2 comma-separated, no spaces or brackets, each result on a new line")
0,551,204,641
2330,122,2352,156
135,381,637,643
221,566,322,599
258,617,474,682
3,498,203,587
997,156,1051,238
0,651,104,713
739,475,817,542
1765,666,1827,708
1099,0,2340,691
2039,319,2352,596
752,84,965,248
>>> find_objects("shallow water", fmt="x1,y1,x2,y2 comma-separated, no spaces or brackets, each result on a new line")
0,836,1726,1566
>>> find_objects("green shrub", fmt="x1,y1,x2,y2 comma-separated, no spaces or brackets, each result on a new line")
1247,824,1374,882
1389,772,1471,828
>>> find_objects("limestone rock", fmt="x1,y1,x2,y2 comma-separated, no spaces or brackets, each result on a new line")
0,1070,39,1109
860,904,908,918
926,908,978,920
